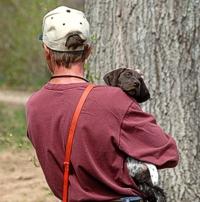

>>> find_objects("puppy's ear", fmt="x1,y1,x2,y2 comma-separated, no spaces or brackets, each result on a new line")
136,79,150,103
103,68,125,86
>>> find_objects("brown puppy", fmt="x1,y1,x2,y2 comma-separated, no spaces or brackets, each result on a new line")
103,68,150,103
103,68,167,202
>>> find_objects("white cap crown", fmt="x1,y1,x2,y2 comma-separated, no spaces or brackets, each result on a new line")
42,6,90,51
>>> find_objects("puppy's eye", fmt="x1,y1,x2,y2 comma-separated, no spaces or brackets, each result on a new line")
125,72,132,77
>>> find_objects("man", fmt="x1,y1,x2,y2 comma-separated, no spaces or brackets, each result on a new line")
26,6,179,202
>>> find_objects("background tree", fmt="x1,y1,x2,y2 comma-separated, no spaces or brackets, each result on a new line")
85,0,200,201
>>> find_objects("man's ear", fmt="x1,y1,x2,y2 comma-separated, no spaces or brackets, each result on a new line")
86,45,92,59
103,68,125,86
43,44,51,60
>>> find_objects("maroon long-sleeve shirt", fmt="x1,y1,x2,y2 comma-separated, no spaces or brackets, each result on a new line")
26,82,179,201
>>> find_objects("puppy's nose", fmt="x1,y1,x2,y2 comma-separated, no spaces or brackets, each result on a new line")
133,81,139,87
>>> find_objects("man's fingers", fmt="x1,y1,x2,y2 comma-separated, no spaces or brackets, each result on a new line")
135,69,144,80
135,69,141,74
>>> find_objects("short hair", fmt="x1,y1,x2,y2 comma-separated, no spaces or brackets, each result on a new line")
49,35,89,68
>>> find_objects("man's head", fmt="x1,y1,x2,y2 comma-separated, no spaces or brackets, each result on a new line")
40,6,91,68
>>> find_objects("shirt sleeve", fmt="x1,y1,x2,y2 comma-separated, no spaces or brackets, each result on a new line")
119,101,179,169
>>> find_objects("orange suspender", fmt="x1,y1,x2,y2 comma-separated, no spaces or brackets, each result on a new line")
62,84,95,202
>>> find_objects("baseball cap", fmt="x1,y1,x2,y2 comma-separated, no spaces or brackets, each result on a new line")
39,6,91,52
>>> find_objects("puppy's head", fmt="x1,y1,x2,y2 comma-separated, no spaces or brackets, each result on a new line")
103,68,150,103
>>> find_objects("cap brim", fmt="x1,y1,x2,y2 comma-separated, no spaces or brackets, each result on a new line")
39,33,43,40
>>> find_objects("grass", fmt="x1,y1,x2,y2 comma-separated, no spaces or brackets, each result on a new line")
0,102,32,151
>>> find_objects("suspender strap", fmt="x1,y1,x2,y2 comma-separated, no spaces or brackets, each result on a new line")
62,84,95,202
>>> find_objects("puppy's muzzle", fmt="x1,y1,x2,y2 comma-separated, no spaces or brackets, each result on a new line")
119,77,140,96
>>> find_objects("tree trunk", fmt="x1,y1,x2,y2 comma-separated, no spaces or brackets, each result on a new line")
85,0,200,201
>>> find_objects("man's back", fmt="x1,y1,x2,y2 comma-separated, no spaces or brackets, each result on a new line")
26,82,178,201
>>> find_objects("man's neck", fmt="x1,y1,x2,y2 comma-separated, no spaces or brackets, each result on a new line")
50,62,86,84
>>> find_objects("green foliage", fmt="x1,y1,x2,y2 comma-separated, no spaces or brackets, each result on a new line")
91,34,98,43
0,102,31,151
0,0,85,90
42,186,54,196
0,0,56,90
84,33,100,83
84,63,100,83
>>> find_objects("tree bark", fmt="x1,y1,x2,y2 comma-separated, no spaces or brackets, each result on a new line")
85,0,200,201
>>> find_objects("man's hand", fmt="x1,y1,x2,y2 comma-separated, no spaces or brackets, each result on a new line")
135,69,144,80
